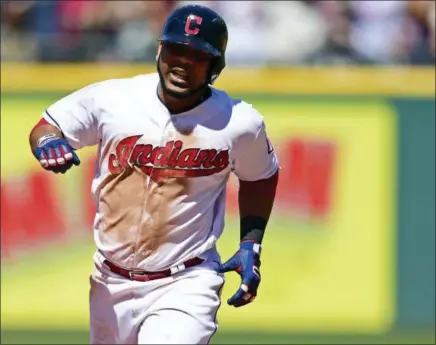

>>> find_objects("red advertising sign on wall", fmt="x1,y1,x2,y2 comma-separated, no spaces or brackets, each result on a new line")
283,138,337,220
1,172,66,258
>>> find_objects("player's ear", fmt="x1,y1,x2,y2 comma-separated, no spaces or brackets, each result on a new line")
156,43,163,61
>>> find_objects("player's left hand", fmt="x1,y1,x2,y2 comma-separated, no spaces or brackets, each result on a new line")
216,240,261,307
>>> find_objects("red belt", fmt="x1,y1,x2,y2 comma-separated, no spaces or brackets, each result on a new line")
102,257,205,282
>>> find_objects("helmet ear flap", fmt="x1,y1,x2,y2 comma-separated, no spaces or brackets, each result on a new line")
209,56,226,85
209,37,227,84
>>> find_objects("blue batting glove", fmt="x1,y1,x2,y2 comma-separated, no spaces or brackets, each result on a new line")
217,240,261,307
33,135,80,174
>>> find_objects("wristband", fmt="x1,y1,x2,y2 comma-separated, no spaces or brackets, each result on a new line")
37,132,58,147
240,216,267,243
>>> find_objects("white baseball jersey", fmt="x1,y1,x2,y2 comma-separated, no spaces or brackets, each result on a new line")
43,73,279,271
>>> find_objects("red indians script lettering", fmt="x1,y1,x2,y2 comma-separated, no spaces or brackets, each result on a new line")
108,135,229,180
185,15,203,35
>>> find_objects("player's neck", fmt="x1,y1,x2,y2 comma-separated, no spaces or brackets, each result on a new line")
157,84,211,115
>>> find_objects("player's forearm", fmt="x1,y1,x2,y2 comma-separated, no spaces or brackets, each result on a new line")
238,170,279,243
29,121,62,153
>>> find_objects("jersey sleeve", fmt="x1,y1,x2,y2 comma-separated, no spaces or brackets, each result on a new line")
231,108,280,181
42,82,101,149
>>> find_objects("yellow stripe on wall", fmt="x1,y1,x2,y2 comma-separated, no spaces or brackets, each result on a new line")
1,63,435,96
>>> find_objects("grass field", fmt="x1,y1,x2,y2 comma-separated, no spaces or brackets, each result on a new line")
1,329,435,344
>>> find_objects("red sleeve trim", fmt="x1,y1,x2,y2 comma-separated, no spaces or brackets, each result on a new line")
34,117,50,128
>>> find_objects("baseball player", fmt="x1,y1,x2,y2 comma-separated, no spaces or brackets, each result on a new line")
28,4,279,344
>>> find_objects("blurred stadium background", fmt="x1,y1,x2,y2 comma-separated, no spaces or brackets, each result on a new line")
1,0,435,344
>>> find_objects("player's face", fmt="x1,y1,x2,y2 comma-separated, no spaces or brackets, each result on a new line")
157,42,214,99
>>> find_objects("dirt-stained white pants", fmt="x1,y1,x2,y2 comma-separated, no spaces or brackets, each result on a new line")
89,250,225,344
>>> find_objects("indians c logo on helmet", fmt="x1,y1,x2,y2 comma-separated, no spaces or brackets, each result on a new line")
185,15,203,35
108,135,229,181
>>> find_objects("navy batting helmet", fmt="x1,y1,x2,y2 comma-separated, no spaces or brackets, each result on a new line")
159,4,228,84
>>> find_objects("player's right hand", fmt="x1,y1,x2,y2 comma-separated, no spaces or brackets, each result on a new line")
33,135,80,174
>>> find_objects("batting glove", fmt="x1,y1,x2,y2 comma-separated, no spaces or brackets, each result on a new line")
217,240,261,307
33,134,80,174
